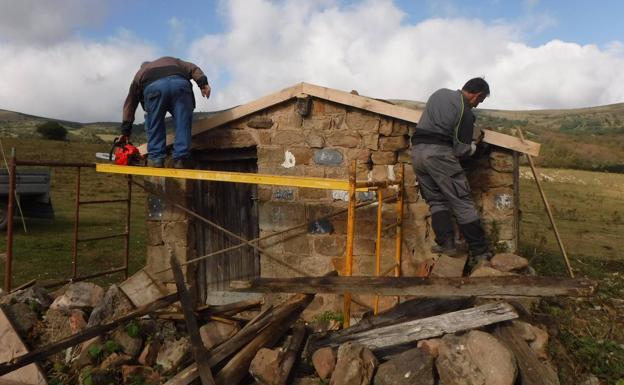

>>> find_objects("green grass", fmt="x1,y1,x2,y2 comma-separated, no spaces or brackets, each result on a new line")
0,137,147,288
518,166,624,385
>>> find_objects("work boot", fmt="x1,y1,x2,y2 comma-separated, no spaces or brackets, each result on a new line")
458,220,490,257
465,251,493,274
430,239,461,257
173,158,196,169
147,158,164,168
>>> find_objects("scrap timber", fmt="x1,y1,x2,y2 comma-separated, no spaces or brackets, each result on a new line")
230,275,595,298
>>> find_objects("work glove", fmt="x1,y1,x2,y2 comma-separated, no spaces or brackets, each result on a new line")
201,84,211,99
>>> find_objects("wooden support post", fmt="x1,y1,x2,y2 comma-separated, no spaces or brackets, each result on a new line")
395,163,404,304
4,148,16,293
517,128,574,278
170,255,215,385
343,160,357,328
374,189,383,314
275,323,306,385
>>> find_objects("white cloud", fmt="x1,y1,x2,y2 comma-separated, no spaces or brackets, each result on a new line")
0,34,158,122
0,0,107,44
189,0,624,112
1,0,624,123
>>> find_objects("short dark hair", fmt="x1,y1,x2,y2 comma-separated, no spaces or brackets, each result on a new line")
462,77,490,96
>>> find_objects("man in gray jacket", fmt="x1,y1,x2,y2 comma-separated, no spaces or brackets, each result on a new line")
411,77,491,266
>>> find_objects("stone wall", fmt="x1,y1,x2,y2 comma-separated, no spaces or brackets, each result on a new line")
186,97,516,315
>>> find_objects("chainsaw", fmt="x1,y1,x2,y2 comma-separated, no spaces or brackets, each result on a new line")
107,137,144,166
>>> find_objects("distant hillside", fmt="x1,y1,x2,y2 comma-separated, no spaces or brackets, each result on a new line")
394,100,624,172
2,100,623,172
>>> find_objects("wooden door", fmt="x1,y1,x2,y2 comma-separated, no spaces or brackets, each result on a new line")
196,149,259,301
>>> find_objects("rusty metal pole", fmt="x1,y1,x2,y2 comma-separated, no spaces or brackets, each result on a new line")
4,148,17,292
394,164,405,303
71,167,81,279
343,160,357,328
373,189,383,315
124,175,132,280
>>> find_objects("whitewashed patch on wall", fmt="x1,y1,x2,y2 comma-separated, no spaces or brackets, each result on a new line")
281,150,295,168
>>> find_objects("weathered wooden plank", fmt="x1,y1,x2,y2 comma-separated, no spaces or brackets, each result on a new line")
314,302,518,352
170,256,215,385
119,268,169,308
0,308,47,385
230,276,595,298
483,129,541,157
301,83,422,123
494,322,560,385
164,294,313,385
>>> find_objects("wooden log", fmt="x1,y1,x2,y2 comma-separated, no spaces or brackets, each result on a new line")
170,256,215,385
312,302,518,352
494,322,560,385
164,294,313,385
215,295,313,385
230,276,595,298
197,298,262,318
275,322,306,385
0,292,178,376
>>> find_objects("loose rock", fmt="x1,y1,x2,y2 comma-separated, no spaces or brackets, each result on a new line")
490,253,529,272
330,342,378,385
156,336,191,374
374,347,434,385
50,282,104,311
312,347,337,380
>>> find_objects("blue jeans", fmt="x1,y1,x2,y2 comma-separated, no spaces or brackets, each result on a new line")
143,75,194,162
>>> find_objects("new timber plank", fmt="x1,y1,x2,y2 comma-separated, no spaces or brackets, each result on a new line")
230,276,595,298
482,129,541,157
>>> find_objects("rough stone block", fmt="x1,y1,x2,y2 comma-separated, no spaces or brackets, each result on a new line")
247,116,274,129
353,238,376,256
371,151,396,165
481,189,514,220
258,146,287,165
283,234,311,255
379,135,408,151
162,220,190,246
273,130,305,146
373,347,434,385
145,220,163,246
391,121,411,136
379,118,393,136
362,133,379,150
305,132,325,148
345,111,380,133
259,201,306,231
345,148,371,162
302,117,331,131
306,203,335,222
490,253,529,272
430,255,467,278
287,147,314,165
490,150,514,172
199,321,240,350
397,149,412,163
194,128,257,149
330,342,377,385
299,187,329,200
312,347,337,380
291,255,335,276
326,132,361,148
313,235,346,257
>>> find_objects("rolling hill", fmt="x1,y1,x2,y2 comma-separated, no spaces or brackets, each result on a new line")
2,101,623,172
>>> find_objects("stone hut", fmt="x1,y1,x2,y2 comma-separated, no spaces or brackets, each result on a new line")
143,83,521,316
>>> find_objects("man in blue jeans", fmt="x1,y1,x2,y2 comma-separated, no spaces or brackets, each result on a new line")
120,56,211,168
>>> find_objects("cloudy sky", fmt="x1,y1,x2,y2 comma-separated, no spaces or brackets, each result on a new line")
1,0,623,123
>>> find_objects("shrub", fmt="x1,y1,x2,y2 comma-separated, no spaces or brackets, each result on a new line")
36,121,68,141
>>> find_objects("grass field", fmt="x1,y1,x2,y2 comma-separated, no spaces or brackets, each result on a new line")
0,137,147,287
518,167,624,384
